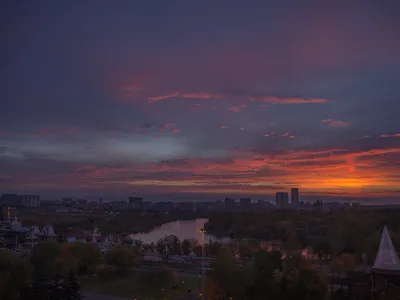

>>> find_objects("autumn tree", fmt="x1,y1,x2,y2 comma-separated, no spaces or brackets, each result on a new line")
105,245,137,273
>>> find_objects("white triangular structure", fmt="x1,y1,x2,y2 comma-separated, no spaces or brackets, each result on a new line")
372,226,400,272
42,224,56,236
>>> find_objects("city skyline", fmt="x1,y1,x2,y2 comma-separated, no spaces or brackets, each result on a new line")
1,1,400,203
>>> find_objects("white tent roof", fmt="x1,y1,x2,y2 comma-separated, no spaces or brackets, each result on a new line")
42,224,56,236
372,226,400,273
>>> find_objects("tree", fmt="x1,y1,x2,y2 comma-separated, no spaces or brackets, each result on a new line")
105,245,137,273
208,247,253,299
73,243,101,274
339,253,356,272
238,242,253,259
273,255,327,300
65,269,83,300
31,241,61,281
0,250,33,300
181,239,192,255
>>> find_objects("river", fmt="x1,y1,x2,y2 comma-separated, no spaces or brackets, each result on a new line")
130,218,232,244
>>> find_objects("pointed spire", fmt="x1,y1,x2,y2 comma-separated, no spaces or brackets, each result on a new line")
372,226,400,273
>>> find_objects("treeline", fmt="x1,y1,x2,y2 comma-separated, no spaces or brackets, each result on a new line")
205,209,400,264
21,211,207,235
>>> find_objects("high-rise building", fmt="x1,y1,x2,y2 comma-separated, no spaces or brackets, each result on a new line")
0,194,19,206
19,195,40,207
291,188,299,205
240,198,251,211
224,197,236,210
276,192,289,209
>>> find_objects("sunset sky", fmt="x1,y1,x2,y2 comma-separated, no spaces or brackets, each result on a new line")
1,1,400,202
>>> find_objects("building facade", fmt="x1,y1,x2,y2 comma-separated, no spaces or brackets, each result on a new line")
276,192,289,209
128,195,144,211
291,188,299,205
19,195,40,207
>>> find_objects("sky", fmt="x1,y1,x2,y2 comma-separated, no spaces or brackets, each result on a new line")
1,1,400,203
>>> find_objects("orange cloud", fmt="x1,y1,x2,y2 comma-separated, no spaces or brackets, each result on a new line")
249,96,328,104
328,121,350,128
172,129,180,134
228,104,247,112
114,147,400,197
220,125,228,129
381,133,400,138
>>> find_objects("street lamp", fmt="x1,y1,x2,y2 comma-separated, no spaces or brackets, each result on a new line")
197,227,206,300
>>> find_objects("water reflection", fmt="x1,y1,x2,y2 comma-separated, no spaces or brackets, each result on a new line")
131,218,231,244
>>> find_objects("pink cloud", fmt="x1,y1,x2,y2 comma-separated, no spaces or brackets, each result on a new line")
148,91,180,102
148,91,224,102
181,92,224,99
381,133,400,138
357,135,370,140
172,129,180,134
228,104,247,112
249,96,328,105
321,119,350,128
289,136,295,139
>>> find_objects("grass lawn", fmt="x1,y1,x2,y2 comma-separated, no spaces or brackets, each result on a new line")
81,272,202,300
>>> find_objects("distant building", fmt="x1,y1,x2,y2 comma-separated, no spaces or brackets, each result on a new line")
128,194,143,211
143,201,152,211
240,198,251,211
224,198,236,210
0,206,8,221
276,192,289,209
110,200,128,211
291,188,299,205
312,200,324,210
178,202,195,212
19,195,40,207
61,198,73,206
75,199,87,206
153,201,174,212
0,194,19,206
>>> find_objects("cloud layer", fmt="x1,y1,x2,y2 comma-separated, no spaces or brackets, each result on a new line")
1,1,400,202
